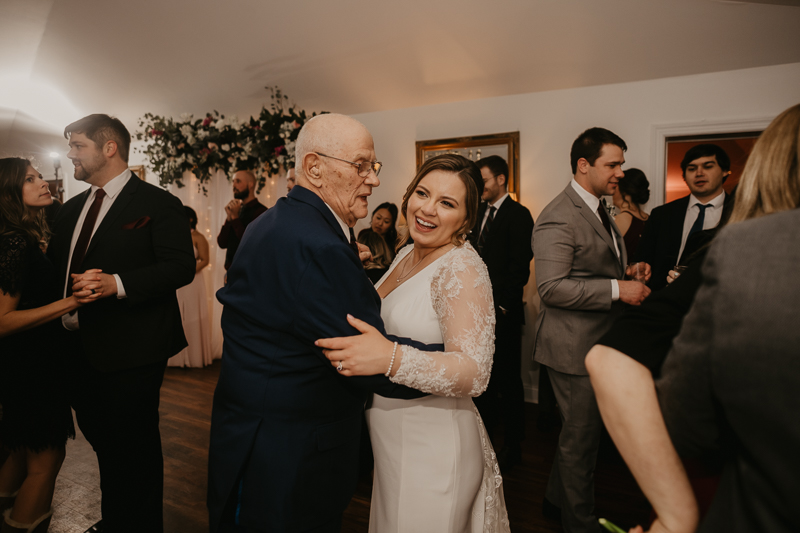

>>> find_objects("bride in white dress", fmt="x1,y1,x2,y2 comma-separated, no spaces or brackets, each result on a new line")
318,154,510,533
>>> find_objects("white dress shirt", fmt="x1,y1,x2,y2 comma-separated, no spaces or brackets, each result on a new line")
479,192,509,234
62,169,132,330
677,191,726,263
324,202,351,241
571,179,620,301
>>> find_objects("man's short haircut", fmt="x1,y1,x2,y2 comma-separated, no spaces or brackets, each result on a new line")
570,127,628,174
477,155,509,186
64,114,132,163
680,144,731,176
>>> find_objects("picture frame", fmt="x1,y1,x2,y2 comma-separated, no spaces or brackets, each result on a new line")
130,165,146,180
416,131,520,199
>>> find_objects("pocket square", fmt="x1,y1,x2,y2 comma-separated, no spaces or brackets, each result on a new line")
122,216,151,229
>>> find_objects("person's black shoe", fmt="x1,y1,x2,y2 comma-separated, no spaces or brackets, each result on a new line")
83,520,103,533
542,497,561,521
497,444,522,471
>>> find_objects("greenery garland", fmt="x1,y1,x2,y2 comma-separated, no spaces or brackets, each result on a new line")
135,87,322,193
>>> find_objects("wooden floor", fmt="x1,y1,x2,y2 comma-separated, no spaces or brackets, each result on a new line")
50,361,650,532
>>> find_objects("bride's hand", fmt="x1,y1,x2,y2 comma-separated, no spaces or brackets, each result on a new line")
316,314,396,377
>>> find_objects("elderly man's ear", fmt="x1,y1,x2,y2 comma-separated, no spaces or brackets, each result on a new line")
303,152,323,188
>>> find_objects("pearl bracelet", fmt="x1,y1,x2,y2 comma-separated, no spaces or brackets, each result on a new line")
385,342,398,377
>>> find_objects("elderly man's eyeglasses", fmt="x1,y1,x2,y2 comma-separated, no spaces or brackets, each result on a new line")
315,152,382,178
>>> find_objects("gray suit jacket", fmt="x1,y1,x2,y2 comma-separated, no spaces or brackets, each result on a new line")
532,183,627,375
656,207,800,533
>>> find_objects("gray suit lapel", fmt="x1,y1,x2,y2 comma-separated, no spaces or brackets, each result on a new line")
566,186,619,258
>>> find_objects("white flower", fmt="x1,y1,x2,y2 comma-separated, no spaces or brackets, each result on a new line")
197,130,209,140
221,144,231,152
284,141,296,157
180,124,194,138
239,153,248,161
214,117,227,129
180,113,193,122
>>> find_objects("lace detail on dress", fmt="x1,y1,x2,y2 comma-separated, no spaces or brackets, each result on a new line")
471,404,511,532
0,234,28,297
391,243,496,397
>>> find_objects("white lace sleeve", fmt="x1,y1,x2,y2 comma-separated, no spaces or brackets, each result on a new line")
390,244,496,397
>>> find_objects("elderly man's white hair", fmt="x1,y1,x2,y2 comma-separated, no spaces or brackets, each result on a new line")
294,113,371,175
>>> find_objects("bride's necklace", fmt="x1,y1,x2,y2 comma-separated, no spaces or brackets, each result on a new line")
395,245,452,283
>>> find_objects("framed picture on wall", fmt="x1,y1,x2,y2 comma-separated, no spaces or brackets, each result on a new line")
416,131,520,200
664,131,762,203
130,165,146,180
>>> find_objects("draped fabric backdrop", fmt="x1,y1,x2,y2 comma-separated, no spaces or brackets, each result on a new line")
169,169,288,359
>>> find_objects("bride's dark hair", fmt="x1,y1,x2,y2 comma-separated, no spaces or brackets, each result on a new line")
397,154,481,250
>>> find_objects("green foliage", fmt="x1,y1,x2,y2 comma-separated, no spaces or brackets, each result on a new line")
135,87,323,194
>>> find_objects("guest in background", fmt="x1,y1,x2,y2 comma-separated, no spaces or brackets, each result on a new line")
357,229,392,285
169,206,212,368
635,144,732,290
286,167,296,193
532,128,650,533
612,168,650,260
586,103,800,533
0,158,101,533
217,170,267,270
469,155,534,471
358,202,398,259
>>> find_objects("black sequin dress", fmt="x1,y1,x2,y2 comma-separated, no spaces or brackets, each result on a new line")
0,233,75,451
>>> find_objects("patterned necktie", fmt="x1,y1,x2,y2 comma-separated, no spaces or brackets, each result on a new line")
687,203,711,240
597,204,621,260
477,205,496,254
68,188,106,296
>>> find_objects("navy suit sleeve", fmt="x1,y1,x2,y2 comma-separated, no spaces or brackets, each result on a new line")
496,205,534,316
294,242,429,399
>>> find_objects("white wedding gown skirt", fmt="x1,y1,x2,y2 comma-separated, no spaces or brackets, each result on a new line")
367,246,508,533
169,246,213,368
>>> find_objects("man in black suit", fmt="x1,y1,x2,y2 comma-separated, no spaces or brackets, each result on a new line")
50,114,195,533
217,170,267,270
469,155,534,470
635,144,732,290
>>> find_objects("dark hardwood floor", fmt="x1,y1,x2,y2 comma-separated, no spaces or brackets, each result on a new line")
50,361,650,532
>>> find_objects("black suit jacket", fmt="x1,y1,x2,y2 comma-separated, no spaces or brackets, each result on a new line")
208,186,433,532
635,194,731,291
49,174,196,372
469,197,534,324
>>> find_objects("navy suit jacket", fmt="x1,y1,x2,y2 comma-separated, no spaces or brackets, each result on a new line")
208,186,431,532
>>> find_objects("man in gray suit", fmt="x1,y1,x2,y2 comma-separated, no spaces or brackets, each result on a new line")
532,127,650,532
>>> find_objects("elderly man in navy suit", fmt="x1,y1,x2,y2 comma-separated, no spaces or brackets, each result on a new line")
208,114,434,533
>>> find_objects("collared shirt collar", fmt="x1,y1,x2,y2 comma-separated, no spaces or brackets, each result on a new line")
90,168,132,199
323,203,351,241
571,178,601,212
688,190,725,210
491,192,509,211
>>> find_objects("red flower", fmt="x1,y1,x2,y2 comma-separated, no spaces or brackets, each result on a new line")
202,117,213,127
199,147,211,156
151,129,163,136
274,145,285,155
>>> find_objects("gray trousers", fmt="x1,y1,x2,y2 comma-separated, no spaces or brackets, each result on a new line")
545,366,603,533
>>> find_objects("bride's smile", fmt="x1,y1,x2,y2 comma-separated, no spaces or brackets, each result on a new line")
407,169,467,250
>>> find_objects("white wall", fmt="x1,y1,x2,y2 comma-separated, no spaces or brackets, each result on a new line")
351,61,800,401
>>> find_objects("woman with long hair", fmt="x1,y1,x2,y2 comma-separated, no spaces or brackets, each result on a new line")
612,168,650,260
0,158,100,532
358,202,399,259
317,154,509,532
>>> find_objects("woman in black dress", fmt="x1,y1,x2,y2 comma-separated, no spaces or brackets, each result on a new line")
612,168,650,260
358,202,399,260
0,158,101,532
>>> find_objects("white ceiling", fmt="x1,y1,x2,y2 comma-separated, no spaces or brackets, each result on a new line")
2,0,800,141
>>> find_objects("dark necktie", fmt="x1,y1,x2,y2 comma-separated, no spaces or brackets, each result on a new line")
687,203,710,240
68,188,106,296
597,204,621,260
477,205,496,254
